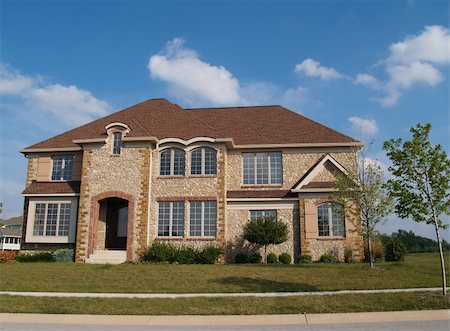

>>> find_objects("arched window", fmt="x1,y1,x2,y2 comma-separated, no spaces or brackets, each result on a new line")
317,203,345,237
190,147,217,175
160,148,185,176
112,132,122,155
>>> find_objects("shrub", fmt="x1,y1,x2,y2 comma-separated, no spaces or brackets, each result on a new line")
144,242,175,263
196,245,222,264
16,252,54,263
0,250,17,263
267,252,278,264
298,254,312,264
320,253,337,263
248,253,262,264
172,247,197,264
52,249,74,262
235,253,248,264
385,238,407,262
344,245,355,263
279,253,291,264
364,239,384,262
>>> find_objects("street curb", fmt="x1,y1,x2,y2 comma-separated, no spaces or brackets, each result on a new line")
0,287,448,299
0,310,448,326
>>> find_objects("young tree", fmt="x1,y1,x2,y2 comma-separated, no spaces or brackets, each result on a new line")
383,123,449,295
243,216,289,263
334,155,393,268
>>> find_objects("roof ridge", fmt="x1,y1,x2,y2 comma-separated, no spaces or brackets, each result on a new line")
185,104,281,110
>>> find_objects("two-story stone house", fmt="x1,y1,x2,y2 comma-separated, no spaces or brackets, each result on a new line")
21,98,363,263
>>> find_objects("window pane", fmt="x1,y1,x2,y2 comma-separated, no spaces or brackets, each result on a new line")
269,152,282,184
190,149,202,175
189,201,202,236
173,149,185,176
51,157,63,180
33,203,46,235
160,150,171,176
204,201,217,237
51,155,74,180
331,204,345,237
243,153,255,184
250,210,277,221
58,203,71,236
46,203,58,236
204,148,217,175
62,156,74,180
256,153,269,184
158,202,170,236
172,202,184,236
113,132,122,155
317,204,330,236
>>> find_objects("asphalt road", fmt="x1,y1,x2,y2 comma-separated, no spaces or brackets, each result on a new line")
1,320,449,331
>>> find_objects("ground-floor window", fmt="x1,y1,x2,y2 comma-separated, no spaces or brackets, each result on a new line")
158,201,184,237
33,202,72,236
189,201,217,237
0,237,20,244
317,203,345,237
249,209,277,221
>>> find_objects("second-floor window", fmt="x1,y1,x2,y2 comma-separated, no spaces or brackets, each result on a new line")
112,132,122,155
51,155,74,181
243,152,282,185
191,147,217,175
160,148,185,176
249,210,277,221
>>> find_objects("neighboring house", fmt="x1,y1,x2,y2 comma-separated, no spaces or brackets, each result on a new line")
20,98,363,263
1,216,23,230
0,228,21,251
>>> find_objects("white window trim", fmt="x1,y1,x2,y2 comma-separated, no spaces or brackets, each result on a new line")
112,132,122,155
190,147,217,176
242,152,282,185
160,148,185,176
249,209,278,221
189,201,217,238
158,201,184,237
26,197,78,243
317,203,345,237
51,155,74,181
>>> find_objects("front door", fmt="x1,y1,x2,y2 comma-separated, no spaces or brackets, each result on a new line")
105,198,128,250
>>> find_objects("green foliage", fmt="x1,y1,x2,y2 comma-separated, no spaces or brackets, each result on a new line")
385,239,407,262
320,253,337,263
234,253,248,264
16,252,54,263
298,254,312,264
196,245,222,264
364,239,384,262
144,242,175,263
52,249,74,262
0,250,17,263
344,246,355,263
248,253,262,264
278,253,291,264
173,247,197,264
380,230,450,253
267,253,278,264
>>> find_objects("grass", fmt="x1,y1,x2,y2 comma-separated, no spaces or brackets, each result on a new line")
0,292,448,315
0,253,448,294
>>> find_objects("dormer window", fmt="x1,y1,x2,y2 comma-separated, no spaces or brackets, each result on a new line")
51,155,74,181
112,132,122,155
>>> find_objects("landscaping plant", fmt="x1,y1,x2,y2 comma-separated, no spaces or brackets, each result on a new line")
384,238,407,262
267,253,278,264
384,123,450,295
278,253,291,264
298,254,312,264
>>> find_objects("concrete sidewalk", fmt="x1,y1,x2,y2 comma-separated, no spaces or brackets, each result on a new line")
0,287,448,298
0,310,449,326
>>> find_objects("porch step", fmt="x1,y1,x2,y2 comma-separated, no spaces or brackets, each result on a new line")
86,250,127,264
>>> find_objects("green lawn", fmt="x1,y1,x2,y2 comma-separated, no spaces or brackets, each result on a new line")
0,292,448,315
0,253,448,294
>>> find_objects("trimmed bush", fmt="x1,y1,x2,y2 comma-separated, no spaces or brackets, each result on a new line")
16,252,54,263
320,253,337,263
385,238,407,262
235,253,248,264
278,253,291,264
0,250,17,263
267,252,278,264
52,249,74,262
248,253,263,264
144,242,175,263
173,247,197,264
196,245,222,264
298,254,312,264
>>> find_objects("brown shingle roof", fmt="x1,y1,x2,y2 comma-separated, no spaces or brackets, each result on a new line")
301,181,336,189
227,190,297,199
22,181,81,195
24,98,359,150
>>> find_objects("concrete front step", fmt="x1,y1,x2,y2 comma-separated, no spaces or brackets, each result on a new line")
86,250,127,264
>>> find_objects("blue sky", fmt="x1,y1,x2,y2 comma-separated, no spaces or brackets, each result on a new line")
0,0,449,240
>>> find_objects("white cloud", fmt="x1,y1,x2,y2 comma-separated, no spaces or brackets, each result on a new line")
348,116,379,136
148,38,242,106
0,63,111,125
295,58,343,80
356,25,450,107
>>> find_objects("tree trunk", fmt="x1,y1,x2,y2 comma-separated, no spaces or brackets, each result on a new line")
433,218,447,295
264,245,267,264
367,233,374,269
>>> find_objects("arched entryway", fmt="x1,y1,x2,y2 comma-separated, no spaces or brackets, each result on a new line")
88,191,135,261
